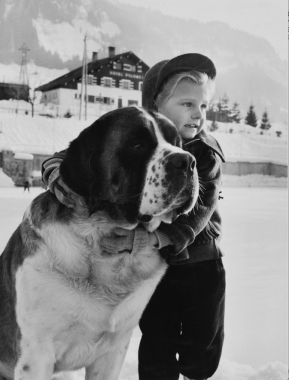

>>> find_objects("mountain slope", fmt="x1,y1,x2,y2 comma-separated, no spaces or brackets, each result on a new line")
0,0,287,122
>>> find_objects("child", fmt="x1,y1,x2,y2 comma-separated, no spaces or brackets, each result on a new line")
137,53,225,380
42,53,225,380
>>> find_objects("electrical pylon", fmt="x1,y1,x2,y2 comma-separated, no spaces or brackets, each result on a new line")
18,43,30,86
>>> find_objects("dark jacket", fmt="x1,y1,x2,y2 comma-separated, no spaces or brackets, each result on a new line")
158,129,225,265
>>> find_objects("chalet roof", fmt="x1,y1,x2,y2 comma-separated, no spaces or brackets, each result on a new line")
35,51,149,92
0,82,29,89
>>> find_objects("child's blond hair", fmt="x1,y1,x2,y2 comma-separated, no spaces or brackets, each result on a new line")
155,71,215,110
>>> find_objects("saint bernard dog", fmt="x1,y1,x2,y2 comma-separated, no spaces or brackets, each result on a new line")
0,106,199,380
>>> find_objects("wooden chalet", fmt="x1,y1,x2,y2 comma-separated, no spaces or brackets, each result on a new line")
35,47,150,117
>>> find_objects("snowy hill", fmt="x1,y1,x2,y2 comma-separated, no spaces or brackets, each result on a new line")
0,0,287,123
0,112,287,166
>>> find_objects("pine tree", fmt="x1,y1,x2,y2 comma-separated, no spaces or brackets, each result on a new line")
221,93,230,122
206,102,215,121
230,101,241,123
208,119,218,132
260,111,271,131
245,105,258,127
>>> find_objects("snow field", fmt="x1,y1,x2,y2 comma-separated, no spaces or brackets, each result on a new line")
0,112,287,166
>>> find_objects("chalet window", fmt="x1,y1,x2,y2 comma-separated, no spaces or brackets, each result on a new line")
123,80,130,89
80,75,96,85
113,62,122,70
104,97,112,104
104,78,112,87
88,95,95,103
95,96,104,103
139,82,143,91
120,79,133,90
137,65,142,73
123,63,136,72
100,77,116,87
87,75,96,85
128,100,138,106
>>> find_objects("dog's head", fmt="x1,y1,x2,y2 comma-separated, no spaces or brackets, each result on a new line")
60,107,199,229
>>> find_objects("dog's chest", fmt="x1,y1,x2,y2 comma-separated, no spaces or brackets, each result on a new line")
16,254,163,372
55,276,160,371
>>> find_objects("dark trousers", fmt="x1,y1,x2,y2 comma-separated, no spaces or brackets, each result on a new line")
139,258,225,380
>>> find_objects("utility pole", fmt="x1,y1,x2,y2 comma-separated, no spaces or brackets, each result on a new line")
79,35,88,121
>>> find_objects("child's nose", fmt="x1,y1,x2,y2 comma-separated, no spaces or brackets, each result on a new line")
191,108,203,119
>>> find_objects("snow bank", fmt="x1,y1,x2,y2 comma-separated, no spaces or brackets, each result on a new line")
0,168,14,187
211,359,287,380
0,112,89,155
13,152,34,160
210,130,287,165
222,174,287,187
0,112,287,165
51,357,288,380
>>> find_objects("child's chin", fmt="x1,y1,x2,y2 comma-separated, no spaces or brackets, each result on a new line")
181,129,197,139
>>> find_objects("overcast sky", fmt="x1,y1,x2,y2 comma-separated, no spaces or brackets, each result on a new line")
114,0,288,61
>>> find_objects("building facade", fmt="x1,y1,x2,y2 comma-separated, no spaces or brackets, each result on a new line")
36,47,150,117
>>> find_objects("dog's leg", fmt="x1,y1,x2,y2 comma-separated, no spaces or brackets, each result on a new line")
14,338,55,380
85,332,132,380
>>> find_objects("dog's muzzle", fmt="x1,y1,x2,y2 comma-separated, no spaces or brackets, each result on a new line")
166,152,196,174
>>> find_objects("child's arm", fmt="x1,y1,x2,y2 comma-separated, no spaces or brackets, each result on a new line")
157,147,222,257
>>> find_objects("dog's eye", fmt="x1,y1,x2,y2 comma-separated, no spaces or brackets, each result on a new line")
131,142,144,150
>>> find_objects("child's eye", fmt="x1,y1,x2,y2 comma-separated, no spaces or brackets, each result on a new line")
201,104,207,110
182,102,193,107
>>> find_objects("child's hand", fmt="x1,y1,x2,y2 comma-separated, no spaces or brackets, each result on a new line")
100,228,135,254
100,227,158,255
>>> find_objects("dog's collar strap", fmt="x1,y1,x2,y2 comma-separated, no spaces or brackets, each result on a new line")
48,167,83,209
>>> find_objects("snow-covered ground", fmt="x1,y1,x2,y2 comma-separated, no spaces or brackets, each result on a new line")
0,112,287,165
0,177,287,379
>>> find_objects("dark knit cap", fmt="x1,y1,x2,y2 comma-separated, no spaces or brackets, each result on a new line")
142,53,216,111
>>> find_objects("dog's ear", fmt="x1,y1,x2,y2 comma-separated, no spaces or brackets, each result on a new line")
60,120,105,198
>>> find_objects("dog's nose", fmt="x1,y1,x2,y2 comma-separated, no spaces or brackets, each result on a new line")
168,153,196,173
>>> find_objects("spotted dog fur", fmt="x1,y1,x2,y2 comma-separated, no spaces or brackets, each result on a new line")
139,111,198,230
0,106,198,380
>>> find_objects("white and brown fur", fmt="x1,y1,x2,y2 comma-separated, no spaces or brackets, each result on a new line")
0,107,198,380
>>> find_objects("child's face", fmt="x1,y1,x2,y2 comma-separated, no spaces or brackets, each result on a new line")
158,79,212,140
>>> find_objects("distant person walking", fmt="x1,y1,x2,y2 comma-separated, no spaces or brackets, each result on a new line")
23,178,32,192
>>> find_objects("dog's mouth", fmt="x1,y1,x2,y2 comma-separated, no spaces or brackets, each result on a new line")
137,214,153,223
137,182,198,229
